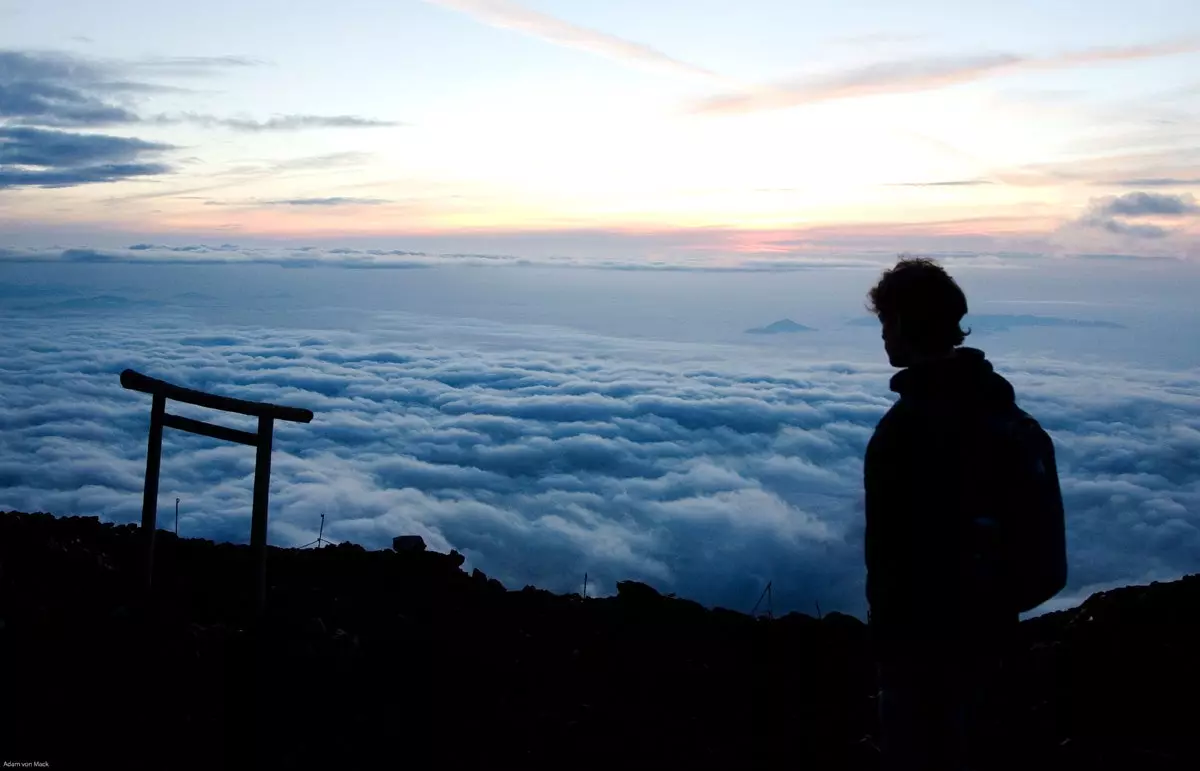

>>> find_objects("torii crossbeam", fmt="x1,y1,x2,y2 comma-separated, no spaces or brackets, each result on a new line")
120,369,314,613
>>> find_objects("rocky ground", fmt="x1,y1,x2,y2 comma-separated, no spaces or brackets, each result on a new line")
1,511,1195,770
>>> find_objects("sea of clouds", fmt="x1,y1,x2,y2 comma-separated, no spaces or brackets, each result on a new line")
1,255,1197,616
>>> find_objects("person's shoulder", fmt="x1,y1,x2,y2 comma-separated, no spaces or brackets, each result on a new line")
1003,404,1054,448
868,398,913,449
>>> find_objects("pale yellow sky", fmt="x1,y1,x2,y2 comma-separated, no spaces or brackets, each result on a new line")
2,0,1199,260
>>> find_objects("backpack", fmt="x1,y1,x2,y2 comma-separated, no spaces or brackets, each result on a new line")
966,406,1068,614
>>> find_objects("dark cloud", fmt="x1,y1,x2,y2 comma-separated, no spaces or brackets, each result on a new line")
0,270,1196,618
1107,178,1200,187
1078,191,1199,239
1095,192,1199,218
0,50,143,127
0,126,173,189
0,125,170,167
1086,218,1171,239
0,49,399,189
0,51,175,189
0,161,171,189
128,243,231,252
0,50,259,128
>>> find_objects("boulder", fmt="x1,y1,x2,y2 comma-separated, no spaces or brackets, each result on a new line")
392,535,426,553
616,580,661,602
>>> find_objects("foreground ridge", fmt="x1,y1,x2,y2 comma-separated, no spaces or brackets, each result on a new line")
1,511,1195,770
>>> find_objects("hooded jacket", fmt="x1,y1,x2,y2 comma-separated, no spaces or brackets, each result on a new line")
864,347,1025,648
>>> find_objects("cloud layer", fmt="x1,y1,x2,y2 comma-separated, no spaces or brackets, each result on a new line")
0,265,1197,617
0,49,399,190
1080,192,1200,240
0,50,150,128
691,40,1200,116
1096,192,1199,218
0,126,173,189
0,242,884,270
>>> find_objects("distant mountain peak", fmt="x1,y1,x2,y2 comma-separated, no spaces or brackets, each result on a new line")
746,318,816,335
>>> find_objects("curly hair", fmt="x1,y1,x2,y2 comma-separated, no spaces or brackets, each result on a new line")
867,256,970,351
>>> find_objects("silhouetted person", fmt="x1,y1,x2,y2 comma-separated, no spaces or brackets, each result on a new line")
864,257,1067,770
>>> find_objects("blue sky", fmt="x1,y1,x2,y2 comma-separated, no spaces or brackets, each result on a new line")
2,0,1199,260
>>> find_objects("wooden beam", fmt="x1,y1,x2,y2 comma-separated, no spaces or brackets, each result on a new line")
120,369,314,424
163,412,259,446
140,393,165,593
250,415,275,614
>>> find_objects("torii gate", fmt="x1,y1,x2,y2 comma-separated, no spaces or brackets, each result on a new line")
121,369,314,613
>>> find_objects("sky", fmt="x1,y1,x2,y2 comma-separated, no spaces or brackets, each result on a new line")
2,2,1200,616
2,0,1200,260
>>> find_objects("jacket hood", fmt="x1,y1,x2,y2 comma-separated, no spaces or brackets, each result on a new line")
889,347,1015,407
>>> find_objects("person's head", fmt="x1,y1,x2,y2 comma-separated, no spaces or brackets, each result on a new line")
867,256,970,368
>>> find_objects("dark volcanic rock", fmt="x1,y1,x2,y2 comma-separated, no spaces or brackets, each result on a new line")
392,534,426,552
0,510,1194,770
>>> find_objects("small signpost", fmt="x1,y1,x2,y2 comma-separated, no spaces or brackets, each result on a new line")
298,513,332,550
121,369,314,613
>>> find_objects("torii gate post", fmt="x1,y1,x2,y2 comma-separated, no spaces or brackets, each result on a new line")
121,369,314,614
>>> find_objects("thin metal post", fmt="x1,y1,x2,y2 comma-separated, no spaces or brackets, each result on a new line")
583,572,588,597
141,393,165,593
751,580,773,618
175,497,180,536
250,416,275,614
